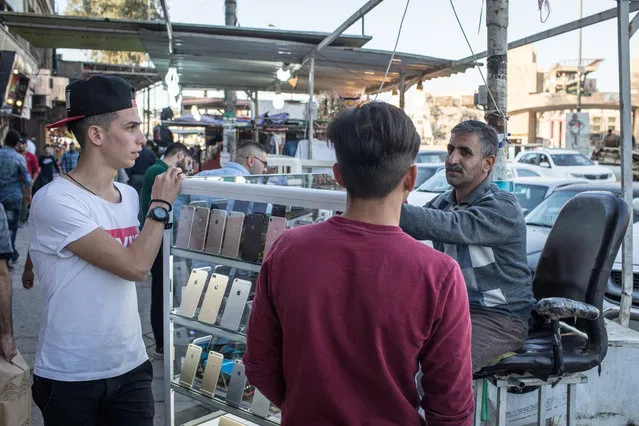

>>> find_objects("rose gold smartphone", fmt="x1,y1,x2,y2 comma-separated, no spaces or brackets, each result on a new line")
179,343,202,388
188,207,210,251
174,206,195,248
197,273,229,324
178,269,209,318
203,209,227,255
221,212,245,258
263,216,287,258
200,351,224,397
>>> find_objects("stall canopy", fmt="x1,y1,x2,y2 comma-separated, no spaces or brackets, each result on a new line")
0,12,473,94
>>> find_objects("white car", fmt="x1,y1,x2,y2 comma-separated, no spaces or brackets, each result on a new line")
407,165,545,207
513,149,615,182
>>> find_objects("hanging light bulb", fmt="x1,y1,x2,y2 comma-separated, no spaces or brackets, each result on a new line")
391,89,399,105
276,66,291,82
272,85,284,109
191,105,201,121
416,80,424,93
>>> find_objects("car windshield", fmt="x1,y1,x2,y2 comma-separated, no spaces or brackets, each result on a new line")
550,153,593,166
417,169,451,193
415,166,442,188
512,184,549,212
525,191,579,227
416,151,447,164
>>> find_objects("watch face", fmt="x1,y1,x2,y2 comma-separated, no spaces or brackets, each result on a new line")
153,207,169,220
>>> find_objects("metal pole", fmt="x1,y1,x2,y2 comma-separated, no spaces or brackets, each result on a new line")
162,227,173,425
399,71,405,110
224,0,238,160
254,91,259,142
577,0,583,112
618,0,634,328
307,55,315,159
146,86,151,137
485,0,508,136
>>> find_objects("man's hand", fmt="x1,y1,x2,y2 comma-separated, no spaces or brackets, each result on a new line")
0,333,16,362
151,166,184,206
22,267,34,289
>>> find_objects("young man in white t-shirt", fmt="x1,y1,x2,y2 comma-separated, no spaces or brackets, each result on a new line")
24,75,184,425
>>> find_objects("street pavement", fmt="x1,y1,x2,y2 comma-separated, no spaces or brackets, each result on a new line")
10,225,208,425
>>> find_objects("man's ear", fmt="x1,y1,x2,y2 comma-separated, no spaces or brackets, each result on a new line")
484,154,496,173
333,163,345,188
86,125,104,147
404,165,417,193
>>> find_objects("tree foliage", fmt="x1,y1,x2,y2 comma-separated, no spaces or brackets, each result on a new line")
65,0,162,65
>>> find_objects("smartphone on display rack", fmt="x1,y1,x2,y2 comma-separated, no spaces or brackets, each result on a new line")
250,388,271,418
188,207,210,251
263,216,287,258
219,278,251,331
225,360,247,408
197,273,229,325
204,209,227,255
178,269,209,318
179,343,203,388
240,213,267,262
200,351,224,397
175,206,195,249
221,212,245,258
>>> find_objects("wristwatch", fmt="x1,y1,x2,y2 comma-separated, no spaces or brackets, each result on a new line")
147,206,172,229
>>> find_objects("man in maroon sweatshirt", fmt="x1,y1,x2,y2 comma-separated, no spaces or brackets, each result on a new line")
244,102,474,426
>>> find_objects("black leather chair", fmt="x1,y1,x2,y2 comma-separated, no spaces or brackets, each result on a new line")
473,192,630,425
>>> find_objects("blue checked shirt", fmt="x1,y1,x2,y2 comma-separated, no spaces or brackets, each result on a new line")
0,203,12,258
0,147,32,202
61,151,80,174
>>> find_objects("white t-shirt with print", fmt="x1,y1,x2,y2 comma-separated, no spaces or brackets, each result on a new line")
29,178,148,381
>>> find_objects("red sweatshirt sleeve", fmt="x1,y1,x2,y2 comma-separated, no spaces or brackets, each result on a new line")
419,264,474,426
243,247,285,407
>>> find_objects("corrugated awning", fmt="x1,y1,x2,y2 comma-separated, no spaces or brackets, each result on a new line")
0,12,473,94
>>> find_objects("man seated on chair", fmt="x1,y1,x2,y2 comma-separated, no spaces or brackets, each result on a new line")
400,120,534,373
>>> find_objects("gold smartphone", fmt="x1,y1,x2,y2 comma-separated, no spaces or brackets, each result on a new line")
179,343,202,388
188,207,210,251
221,212,245,258
219,417,245,426
263,216,287,258
178,269,209,318
204,209,227,255
197,273,229,325
200,351,224,397
174,206,195,249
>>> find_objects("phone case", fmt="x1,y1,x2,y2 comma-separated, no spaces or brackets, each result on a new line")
250,388,271,418
263,216,287,257
179,343,202,388
219,417,244,426
178,269,209,318
225,361,247,408
240,213,267,262
204,209,227,255
200,351,224,397
221,212,245,258
188,207,210,251
175,206,195,249
220,279,251,331
197,273,229,324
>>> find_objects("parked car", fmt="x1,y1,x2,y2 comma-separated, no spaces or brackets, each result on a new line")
512,177,588,215
415,150,447,164
523,183,639,330
513,149,616,182
414,163,445,189
407,165,545,207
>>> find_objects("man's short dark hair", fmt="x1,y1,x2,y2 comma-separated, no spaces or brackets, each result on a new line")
450,120,498,158
327,102,420,199
4,129,21,147
164,142,190,158
67,112,119,148
236,141,267,160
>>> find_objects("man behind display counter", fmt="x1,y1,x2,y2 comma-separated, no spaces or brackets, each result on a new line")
244,102,474,426
26,75,184,425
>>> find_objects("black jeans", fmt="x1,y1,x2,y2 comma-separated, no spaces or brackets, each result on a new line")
32,360,154,426
2,198,21,260
151,247,164,348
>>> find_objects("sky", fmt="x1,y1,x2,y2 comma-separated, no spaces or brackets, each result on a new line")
54,0,638,96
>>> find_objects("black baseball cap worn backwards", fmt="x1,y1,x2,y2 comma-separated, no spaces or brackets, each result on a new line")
46,75,137,129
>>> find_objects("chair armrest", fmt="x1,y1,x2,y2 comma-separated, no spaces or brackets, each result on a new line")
534,297,600,321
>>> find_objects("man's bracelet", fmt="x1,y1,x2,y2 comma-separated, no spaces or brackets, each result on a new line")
150,199,173,212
